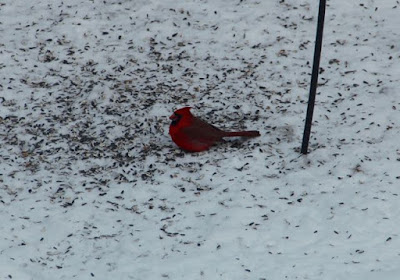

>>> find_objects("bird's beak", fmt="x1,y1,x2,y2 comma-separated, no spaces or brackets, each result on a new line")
170,113,177,121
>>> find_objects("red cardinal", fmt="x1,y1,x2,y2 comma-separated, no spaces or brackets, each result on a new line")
169,107,260,152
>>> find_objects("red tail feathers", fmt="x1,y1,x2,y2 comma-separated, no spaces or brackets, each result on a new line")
223,131,260,137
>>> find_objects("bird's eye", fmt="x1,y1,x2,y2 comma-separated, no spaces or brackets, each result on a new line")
170,112,181,125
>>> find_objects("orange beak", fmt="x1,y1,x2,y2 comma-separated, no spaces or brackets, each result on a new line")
170,113,178,121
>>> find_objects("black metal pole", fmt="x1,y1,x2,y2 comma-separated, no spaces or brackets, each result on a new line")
301,0,326,154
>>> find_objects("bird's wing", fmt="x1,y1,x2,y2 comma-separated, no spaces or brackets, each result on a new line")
181,117,224,142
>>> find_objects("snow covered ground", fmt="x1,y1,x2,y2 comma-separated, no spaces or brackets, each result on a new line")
1,0,400,279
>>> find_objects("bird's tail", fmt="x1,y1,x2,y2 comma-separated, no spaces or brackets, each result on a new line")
223,131,260,137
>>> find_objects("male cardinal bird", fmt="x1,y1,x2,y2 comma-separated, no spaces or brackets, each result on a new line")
169,107,260,152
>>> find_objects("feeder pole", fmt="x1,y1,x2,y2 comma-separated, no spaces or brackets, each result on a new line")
301,0,327,154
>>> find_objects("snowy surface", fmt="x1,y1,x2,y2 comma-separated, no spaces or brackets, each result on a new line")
1,0,400,279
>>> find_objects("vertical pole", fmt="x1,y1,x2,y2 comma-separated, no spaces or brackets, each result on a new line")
301,0,327,154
